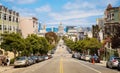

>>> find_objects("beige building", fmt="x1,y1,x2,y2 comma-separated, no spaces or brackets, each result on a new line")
19,17,38,38
0,5,19,58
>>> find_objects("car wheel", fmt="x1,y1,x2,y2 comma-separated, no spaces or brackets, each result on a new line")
109,64,113,69
106,63,109,68
117,64,120,71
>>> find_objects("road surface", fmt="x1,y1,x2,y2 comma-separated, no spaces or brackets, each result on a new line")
2,39,120,73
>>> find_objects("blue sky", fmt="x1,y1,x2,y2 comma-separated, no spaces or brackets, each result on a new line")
0,0,120,27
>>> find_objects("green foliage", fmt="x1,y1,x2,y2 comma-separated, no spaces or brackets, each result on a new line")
1,32,25,58
1,33,52,57
45,32,58,44
63,36,102,54
10,58,15,64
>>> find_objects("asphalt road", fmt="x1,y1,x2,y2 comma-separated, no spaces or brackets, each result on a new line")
3,39,120,73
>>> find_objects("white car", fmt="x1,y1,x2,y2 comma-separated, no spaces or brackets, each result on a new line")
14,56,29,67
84,55,91,61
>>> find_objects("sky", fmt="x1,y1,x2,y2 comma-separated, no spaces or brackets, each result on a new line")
0,0,120,28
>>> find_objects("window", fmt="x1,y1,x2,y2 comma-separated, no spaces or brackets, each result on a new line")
9,15,11,21
16,18,18,22
13,16,15,22
3,25,7,30
0,13,1,19
33,21,35,27
4,14,6,20
13,26,15,31
0,25,2,30
9,26,12,30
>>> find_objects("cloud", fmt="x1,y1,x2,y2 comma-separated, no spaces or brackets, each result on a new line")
0,3,2,5
63,1,96,10
12,7,37,17
49,10,103,21
35,5,51,13
47,0,119,27
4,0,37,4
46,18,95,27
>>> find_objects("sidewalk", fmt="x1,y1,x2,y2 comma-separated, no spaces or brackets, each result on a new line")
95,61,107,66
0,66,13,73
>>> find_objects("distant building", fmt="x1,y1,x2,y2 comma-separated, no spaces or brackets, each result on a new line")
58,22,64,36
37,24,46,37
46,27,52,32
96,18,104,42
19,17,38,38
92,25,99,38
77,27,84,40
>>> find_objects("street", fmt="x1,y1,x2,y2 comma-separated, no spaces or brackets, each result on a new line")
1,39,120,73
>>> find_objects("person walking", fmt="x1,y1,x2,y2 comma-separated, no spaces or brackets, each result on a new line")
6,56,10,66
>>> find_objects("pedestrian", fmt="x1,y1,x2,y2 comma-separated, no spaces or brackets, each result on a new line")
6,56,10,66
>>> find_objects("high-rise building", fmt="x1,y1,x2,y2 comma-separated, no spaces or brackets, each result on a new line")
19,17,38,38
58,22,64,36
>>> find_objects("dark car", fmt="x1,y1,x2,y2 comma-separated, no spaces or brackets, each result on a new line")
30,56,39,63
117,62,120,70
106,56,120,68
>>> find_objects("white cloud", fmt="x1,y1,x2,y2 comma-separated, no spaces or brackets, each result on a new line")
4,0,37,4
47,0,119,27
63,1,96,10
12,7,37,17
49,10,103,21
46,18,95,27
35,5,51,13
0,3,2,5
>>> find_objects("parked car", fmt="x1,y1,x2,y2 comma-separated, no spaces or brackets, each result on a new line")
48,54,52,59
28,57,34,65
44,55,49,60
106,56,120,68
72,52,81,59
67,48,72,54
84,55,91,61
38,56,44,62
14,56,29,67
117,62,120,70
30,56,39,63
80,54,85,60
89,55,100,63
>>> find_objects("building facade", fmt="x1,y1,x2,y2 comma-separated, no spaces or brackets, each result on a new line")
0,5,19,58
57,22,64,36
104,4,120,38
19,17,38,38
0,5,19,38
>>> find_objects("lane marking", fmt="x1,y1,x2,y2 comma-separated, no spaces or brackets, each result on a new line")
72,59,101,73
60,58,64,73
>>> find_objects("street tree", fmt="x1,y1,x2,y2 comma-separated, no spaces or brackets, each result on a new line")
1,32,26,58
45,32,58,44
111,25,120,49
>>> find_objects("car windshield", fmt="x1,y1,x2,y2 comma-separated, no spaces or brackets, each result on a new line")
114,58,120,61
16,57,26,61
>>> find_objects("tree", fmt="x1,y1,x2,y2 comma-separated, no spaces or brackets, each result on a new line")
83,38,102,55
25,34,42,55
45,32,58,44
111,25,120,49
1,32,26,58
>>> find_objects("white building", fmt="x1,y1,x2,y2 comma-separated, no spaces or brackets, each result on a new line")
58,22,64,36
